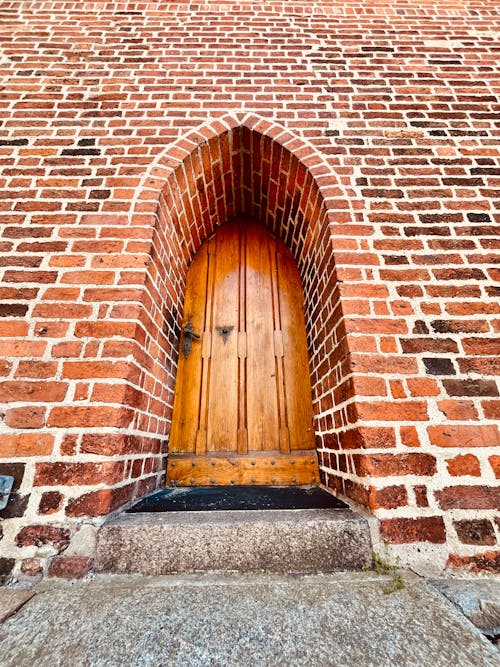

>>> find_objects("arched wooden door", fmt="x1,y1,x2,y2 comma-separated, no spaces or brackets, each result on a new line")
167,219,319,486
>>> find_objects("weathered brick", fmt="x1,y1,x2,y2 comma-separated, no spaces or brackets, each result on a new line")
65,484,135,517
34,462,125,487
428,425,500,448
380,517,446,544
38,491,64,515
442,379,499,398
5,406,46,429
436,486,500,510
447,552,500,574
15,525,70,551
48,556,93,579
453,520,496,546
369,485,408,510
353,453,436,477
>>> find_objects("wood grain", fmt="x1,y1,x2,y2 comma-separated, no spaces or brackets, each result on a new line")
167,452,319,486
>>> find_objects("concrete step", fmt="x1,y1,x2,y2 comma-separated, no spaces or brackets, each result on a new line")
95,508,372,575
3,573,499,667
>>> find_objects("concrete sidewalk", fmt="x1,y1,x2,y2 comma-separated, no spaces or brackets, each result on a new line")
0,572,498,667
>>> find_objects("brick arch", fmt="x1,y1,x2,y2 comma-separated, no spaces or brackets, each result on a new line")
134,113,356,502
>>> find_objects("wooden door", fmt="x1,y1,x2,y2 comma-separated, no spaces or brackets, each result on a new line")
167,219,318,486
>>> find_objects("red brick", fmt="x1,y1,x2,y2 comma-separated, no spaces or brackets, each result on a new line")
447,552,500,574
369,485,408,510
339,427,396,450
0,433,53,457
400,426,420,447
47,406,133,428
15,525,70,551
436,486,500,510
462,338,500,355
65,484,135,517
48,556,93,579
62,361,136,381
489,456,500,478
446,454,481,477
406,378,440,397
380,517,446,544
353,453,436,477
437,400,478,421
355,401,428,422
4,406,46,429
34,462,125,487
483,401,500,420
0,381,67,403
414,485,429,508
428,425,500,448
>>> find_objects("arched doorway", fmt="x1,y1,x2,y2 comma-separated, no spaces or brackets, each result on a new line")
167,217,319,486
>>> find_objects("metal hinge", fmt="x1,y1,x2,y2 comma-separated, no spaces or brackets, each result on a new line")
0,476,14,510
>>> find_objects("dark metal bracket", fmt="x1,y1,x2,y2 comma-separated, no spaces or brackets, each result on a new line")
182,321,201,358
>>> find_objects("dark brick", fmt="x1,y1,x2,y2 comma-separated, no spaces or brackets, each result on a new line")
0,303,29,317
431,320,488,334
453,519,496,546
466,212,491,222
0,462,25,491
423,358,456,376
405,226,451,237
0,493,30,519
0,139,28,146
470,168,500,175
38,491,64,515
443,379,499,397
61,148,101,156
0,557,15,584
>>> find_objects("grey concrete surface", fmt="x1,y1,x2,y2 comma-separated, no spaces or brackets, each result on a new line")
0,573,498,667
96,508,372,575
0,590,34,623
430,578,500,637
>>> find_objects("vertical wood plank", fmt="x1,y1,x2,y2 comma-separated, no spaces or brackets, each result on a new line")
269,240,290,454
246,223,280,451
207,221,240,451
277,238,315,450
238,223,248,454
169,244,208,453
196,237,216,455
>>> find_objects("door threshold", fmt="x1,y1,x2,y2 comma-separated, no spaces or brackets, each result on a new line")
127,485,348,513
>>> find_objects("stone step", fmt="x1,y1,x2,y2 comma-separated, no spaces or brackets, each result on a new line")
95,508,372,575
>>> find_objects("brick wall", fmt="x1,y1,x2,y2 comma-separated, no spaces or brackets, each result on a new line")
0,1,499,579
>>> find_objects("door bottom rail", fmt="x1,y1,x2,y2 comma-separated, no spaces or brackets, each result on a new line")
166,451,319,486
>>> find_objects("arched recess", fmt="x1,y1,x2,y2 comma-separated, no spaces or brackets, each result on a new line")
130,114,360,506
